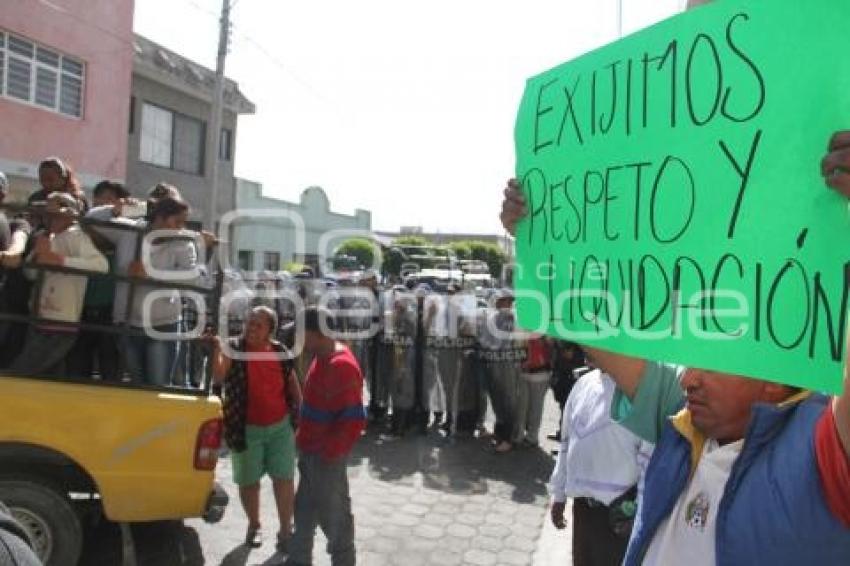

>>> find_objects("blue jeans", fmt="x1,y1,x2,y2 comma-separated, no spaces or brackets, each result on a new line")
123,322,181,386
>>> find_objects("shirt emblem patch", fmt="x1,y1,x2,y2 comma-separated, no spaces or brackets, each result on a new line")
685,492,710,531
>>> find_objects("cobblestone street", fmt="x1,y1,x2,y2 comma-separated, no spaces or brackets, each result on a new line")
79,396,573,565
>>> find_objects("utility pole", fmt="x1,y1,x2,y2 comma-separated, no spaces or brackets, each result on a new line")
616,0,624,38
205,0,231,232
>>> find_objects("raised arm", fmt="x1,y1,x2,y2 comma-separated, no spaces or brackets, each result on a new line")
822,131,850,457
582,346,647,400
63,232,108,274
0,230,29,269
85,205,136,246
209,337,232,385
499,178,527,236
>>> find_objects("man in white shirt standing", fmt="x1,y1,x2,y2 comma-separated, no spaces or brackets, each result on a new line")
9,192,108,376
549,368,651,566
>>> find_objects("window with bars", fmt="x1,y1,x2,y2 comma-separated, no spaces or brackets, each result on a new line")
0,30,85,118
140,102,206,175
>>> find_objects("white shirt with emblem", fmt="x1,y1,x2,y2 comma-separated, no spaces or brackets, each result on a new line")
642,438,744,566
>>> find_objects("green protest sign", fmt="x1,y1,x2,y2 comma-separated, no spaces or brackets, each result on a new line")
513,0,850,393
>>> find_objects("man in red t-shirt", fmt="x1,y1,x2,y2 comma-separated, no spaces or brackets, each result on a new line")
286,307,365,566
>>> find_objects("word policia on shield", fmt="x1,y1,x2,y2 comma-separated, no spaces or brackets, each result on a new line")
513,0,850,393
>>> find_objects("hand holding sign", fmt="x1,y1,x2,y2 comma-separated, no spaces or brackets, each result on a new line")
822,131,850,199
513,0,850,393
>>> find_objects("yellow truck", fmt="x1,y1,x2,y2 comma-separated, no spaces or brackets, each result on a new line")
0,376,227,565
0,209,230,564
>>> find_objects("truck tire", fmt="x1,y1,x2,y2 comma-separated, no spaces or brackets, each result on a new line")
0,479,83,566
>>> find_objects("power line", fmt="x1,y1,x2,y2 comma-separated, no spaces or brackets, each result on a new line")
35,0,132,45
232,33,339,110
183,0,220,20
175,0,338,110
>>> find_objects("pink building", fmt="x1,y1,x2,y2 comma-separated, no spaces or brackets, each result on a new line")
0,0,135,201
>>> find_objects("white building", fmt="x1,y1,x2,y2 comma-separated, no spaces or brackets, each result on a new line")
232,179,372,274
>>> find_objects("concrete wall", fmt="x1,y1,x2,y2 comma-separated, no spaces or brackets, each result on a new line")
125,73,238,223
233,180,373,272
0,0,135,200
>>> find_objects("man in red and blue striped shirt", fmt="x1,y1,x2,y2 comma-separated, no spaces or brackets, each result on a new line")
287,307,366,566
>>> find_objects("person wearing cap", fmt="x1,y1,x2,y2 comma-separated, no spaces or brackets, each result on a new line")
65,181,129,380
424,283,467,435
420,285,448,429
359,270,391,423
513,333,553,447
477,289,522,453
9,192,108,376
338,276,371,397
286,306,365,566
387,289,418,435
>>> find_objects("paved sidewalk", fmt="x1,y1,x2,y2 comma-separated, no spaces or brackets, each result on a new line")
194,430,558,566
79,394,574,565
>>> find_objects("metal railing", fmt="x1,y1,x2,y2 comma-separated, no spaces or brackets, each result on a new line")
0,204,223,395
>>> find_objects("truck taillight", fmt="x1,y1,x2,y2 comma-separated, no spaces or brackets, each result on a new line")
195,418,223,471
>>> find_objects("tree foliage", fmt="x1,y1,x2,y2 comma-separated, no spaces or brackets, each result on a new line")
464,240,506,278
393,235,431,247
447,241,472,260
334,238,378,270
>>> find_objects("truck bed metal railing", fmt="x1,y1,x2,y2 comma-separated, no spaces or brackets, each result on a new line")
0,204,224,396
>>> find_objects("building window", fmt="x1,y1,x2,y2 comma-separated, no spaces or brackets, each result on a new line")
264,251,280,271
0,30,85,118
173,114,205,174
128,96,135,133
237,250,254,271
140,103,172,167
139,102,206,175
220,128,232,161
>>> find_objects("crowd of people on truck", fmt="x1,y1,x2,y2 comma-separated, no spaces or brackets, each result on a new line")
0,157,209,384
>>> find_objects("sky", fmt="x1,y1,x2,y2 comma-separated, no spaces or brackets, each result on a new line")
133,0,684,234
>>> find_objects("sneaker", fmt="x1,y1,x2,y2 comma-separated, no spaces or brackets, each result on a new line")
493,441,512,454
244,525,263,548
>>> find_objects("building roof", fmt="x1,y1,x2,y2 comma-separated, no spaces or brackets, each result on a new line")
133,34,255,114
